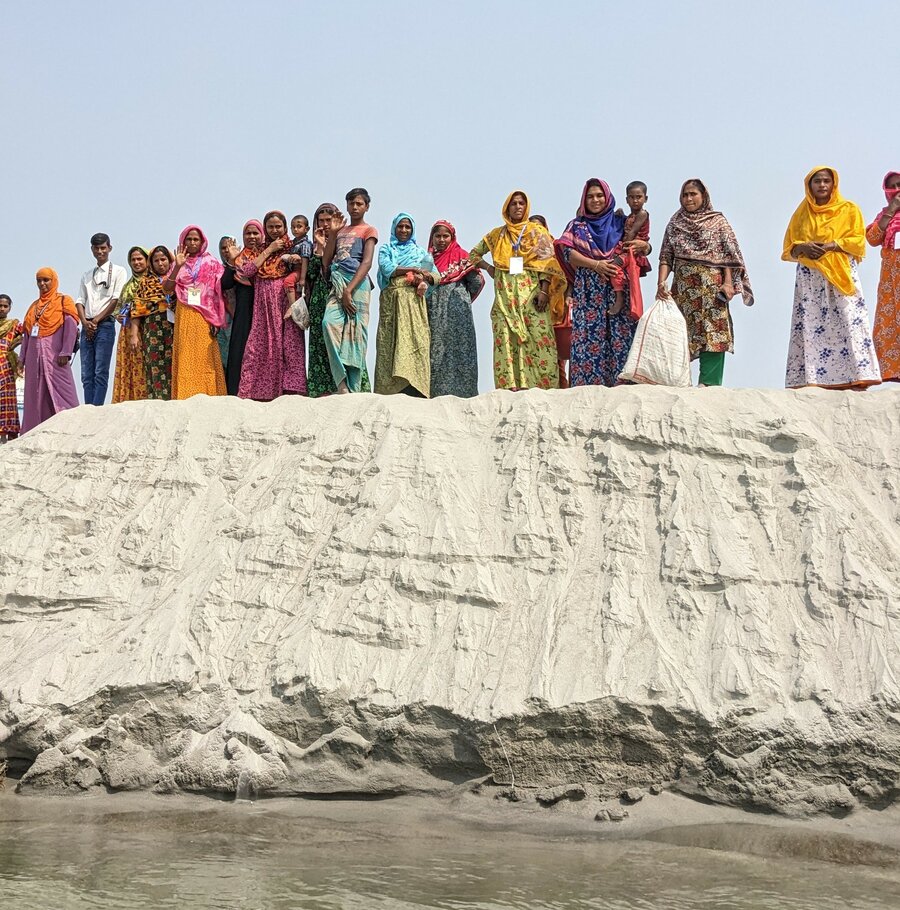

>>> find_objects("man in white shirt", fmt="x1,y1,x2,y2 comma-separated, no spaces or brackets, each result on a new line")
75,232,127,405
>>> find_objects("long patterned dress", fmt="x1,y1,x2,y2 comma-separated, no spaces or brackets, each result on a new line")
375,277,434,397
671,261,733,358
427,272,481,397
111,308,148,404
307,255,372,396
171,302,227,400
132,275,174,400
0,320,22,435
564,257,636,387
868,221,900,381
238,263,307,400
785,260,880,389
470,239,557,390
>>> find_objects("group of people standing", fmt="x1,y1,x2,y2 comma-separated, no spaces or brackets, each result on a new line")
2,166,898,440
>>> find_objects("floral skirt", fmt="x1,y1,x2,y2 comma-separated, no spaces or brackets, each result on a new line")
785,261,880,389
142,309,174,400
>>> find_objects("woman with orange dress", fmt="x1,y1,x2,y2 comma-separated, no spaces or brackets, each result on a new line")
868,171,900,382
112,246,149,403
162,225,227,399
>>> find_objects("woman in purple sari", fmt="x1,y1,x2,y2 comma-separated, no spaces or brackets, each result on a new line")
20,268,79,433
555,178,647,386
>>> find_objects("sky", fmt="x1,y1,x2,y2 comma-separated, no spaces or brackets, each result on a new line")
1,0,898,393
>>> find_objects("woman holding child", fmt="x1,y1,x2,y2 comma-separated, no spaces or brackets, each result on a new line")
232,210,307,400
658,178,753,387
555,179,644,387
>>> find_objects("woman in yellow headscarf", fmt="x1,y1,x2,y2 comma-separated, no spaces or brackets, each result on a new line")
782,166,880,389
469,190,563,390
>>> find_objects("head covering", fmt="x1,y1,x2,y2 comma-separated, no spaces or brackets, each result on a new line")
873,171,900,251
472,191,562,274
232,219,265,286
23,268,78,337
219,236,236,265
377,213,434,289
428,220,482,296
554,179,625,284
782,166,865,296
471,191,567,339
171,226,226,327
119,246,151,320
132,247,173,318
256,210,291,280
660,178,754,305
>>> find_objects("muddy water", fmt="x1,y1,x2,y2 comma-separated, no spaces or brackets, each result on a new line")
0,794,898,909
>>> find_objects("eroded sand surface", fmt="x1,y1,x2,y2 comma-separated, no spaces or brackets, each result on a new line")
1,388,898,816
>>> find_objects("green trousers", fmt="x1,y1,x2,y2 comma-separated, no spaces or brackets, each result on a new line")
698,351,725,386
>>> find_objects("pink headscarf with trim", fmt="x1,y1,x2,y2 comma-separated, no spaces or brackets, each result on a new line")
874,171,900,250
171,225,226,327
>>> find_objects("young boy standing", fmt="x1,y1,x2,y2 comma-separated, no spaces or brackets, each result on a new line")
75,232,127,405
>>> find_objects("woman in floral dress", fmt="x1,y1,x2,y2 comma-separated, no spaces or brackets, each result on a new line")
657,179,753,387
469,190,563,390
782,166,879,389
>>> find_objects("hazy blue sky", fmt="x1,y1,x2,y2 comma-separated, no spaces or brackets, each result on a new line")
2,0,897,392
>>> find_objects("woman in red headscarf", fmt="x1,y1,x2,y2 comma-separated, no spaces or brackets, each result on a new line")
869,171,900,381
162,225,227,400
227,210,307,400
427,220,484,397
19,268,80,432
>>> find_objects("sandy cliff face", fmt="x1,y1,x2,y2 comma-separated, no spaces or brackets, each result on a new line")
1,389,898,814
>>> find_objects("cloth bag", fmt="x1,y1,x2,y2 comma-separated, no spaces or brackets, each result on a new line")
619,296,691,386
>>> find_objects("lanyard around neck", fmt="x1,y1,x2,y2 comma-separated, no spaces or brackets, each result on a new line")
509,224,527,253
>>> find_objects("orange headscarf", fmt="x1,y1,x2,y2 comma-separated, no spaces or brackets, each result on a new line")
782,166,865,296
23,268,79,337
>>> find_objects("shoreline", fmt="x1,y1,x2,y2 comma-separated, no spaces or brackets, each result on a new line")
3,785,900,868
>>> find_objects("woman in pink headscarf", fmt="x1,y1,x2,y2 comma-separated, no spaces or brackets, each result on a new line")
162,225,227,399
868,171,900,381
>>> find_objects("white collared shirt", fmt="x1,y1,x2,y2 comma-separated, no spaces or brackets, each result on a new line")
76,261,127,319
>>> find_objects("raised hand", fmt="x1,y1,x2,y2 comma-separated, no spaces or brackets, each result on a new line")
328,213,347,237
223,239,240,262
174,245,187,268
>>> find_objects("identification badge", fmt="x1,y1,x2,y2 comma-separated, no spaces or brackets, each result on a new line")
31,325,39,337
509,256,524,275
187,286,201,307
894,233,900,250
166,308,176,324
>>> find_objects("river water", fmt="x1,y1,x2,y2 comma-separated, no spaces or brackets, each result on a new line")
1,793,898,909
